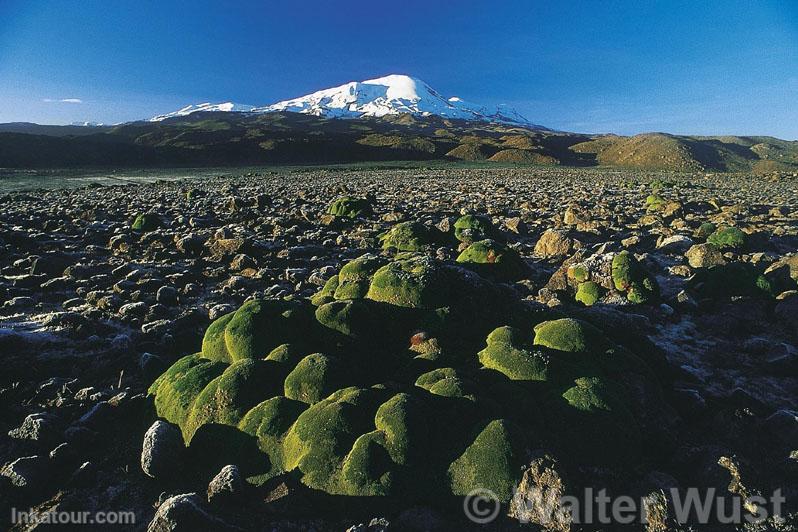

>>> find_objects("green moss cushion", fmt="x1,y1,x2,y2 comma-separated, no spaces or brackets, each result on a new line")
688,262,773,298
533,318,606,353
200,299,318,363
611,251,660,304
706,226,747,250
454,214,497,243
149,254,669,501
456,239,525,281
327,196,373,219
131,213,160,231
378,221,446,251
575,281,602,306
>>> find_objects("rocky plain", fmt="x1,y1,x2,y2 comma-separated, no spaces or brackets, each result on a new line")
1,165,797,531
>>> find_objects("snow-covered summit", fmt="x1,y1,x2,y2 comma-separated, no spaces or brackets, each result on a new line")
148,75,541,127
150,102,256,122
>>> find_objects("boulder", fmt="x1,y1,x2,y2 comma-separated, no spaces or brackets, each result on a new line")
141,420,185,479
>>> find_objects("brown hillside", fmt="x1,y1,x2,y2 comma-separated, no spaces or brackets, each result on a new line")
488,149,558,165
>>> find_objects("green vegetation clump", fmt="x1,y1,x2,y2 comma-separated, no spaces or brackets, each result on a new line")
533,318,605,353
447,419,522,501
333,254,385,300
478,326,556,382
149,253,669,502
367,255,451,309
688,262,773,298
200,299,318,363
575,281,603,306
645,194,666,211
131,213,160,231
611,251,659,304
696,222,717,240
567,264,589,283
706,226,746,250
454,214,497,243
378,221,446,251
327,196,373,219
455,239,525,281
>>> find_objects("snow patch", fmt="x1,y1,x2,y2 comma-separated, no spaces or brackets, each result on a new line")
148,74,544,128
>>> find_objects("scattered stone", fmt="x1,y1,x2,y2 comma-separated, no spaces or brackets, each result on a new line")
141,420,185,479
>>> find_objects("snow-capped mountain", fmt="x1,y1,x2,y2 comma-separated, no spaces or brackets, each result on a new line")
150,102,256,122
148,75,542,127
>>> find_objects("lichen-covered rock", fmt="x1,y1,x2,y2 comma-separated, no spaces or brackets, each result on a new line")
453,214,497,243
378,221,447,251
455,239,525,281
327,197,372,219
534,230,573,258
575,281,602,306
148,254,669,502
685,243,725,268
706,226,747,250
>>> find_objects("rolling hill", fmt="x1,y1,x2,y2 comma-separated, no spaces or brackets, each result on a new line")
0,114,796,172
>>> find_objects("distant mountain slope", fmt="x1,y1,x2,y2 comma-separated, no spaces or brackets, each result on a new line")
0,122,110,137
0,112,796,172
569,133,798,172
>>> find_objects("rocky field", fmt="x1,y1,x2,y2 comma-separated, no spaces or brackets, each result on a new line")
1,166,797,531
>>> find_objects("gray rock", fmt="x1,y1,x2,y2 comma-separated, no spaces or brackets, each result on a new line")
148,493,237,532
685,243,725,268
765,410,798,450
8,412,60,443
509,454,570,531
140,352,167,380
76,401,112,428
229,254,256,271
207,464,246,505
142,319,172,335
119,301,148,317
347,517,390,532
142,420,184,479
156,286,178,306
534,229,573,258
49,442,77,464
657,234,693,253
1,455,47,488
209,304,236,320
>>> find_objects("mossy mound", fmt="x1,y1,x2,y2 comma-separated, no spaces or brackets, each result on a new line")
327,197,373,219
688,262,773,299
533,318,606,353
706,226,747,250
696,222,717,240
575,281,603,306
611,251,660,304
645,194,666,211
333,254,385,300
200,299,320,363
131,213,160,231
548,252,658,306
149,255,669,503
455,239,525,281
454,214,498,243
378,221,447,251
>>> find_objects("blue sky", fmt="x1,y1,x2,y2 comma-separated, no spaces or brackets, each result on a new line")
1,0,797,138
